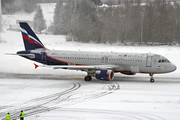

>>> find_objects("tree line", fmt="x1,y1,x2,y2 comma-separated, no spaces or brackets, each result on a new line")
3,0,180,45
1,0,101,14
53,0,180,45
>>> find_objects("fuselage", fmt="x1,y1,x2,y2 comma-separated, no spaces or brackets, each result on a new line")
18,48,177,74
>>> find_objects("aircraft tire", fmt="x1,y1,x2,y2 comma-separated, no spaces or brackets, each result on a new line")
150,78,155,83
84,76,92,81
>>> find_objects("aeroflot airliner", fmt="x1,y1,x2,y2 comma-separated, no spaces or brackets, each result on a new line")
16,22,177,82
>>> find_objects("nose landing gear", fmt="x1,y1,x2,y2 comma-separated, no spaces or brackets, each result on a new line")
149,73,155,83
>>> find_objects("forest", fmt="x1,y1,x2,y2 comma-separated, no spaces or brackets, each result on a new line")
2,0,180,45
53,0,180,45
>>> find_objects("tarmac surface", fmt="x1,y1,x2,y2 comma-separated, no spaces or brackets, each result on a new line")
0,73,180,120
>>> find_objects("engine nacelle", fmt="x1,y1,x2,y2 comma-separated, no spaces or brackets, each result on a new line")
95,70,114,81
121,72,136,75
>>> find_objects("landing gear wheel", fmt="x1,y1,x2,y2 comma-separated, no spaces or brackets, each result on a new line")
150,78,155,83
84,76,92,81
149,73,155,83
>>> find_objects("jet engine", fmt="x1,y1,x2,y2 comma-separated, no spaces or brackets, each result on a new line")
95,70,114,81
121,72,136,75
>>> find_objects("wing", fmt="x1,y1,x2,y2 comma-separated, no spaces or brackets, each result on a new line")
34,63,124,71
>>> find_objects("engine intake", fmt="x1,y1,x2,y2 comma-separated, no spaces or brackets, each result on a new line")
95,70,114,81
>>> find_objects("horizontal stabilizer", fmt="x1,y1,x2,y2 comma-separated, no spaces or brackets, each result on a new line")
5,53,17,55
6,53,35,59
18,54,35,59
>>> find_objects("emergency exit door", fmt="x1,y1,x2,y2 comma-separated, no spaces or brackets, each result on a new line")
101,56,108,63
146,56,152,67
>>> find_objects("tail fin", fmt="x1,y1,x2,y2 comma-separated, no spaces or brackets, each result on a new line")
19,22,45,51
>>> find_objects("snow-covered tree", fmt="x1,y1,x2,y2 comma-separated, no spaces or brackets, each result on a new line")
53,0,67,34
70,0,99,42
33,5,46,33
2,0,36,14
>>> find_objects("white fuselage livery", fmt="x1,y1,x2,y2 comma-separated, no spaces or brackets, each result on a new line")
45,49,176,74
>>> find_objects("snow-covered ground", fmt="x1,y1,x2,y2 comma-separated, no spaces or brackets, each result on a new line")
0,4,180,120
0,77,180,120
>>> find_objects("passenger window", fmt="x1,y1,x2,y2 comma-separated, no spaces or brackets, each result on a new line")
158,60,161,63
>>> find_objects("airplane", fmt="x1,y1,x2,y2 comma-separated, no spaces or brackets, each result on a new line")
16,22,177,82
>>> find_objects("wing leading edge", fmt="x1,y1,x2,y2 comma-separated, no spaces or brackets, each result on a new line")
34,63,124,71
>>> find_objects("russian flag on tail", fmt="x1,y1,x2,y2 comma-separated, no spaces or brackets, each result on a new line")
19,22,45,51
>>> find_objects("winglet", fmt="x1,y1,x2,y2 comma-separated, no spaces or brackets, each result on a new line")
34,63,39,69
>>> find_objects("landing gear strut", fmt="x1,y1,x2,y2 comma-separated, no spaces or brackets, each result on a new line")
84,76,92,81
149,73,155,83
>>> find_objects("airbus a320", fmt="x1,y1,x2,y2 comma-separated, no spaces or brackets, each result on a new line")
16,22,177,82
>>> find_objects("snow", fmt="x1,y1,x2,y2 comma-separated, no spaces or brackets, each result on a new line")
0,4,180,120
0,78,180,120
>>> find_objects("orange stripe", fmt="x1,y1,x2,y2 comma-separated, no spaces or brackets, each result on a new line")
108,71,111,81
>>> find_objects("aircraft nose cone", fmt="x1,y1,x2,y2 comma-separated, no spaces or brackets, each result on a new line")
171,64,177,72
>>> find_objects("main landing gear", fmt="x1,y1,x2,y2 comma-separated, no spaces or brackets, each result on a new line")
84,76,92,81
149,73,155,83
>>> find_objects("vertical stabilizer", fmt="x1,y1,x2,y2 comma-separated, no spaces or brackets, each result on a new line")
19,22,45,51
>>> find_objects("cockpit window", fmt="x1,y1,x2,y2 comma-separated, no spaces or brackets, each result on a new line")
165,59,170,63
158,59,170,63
